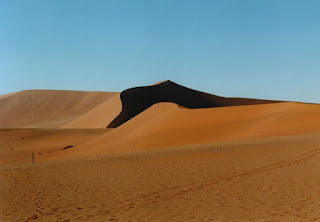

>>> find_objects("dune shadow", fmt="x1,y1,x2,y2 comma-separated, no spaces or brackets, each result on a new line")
107,81,281,128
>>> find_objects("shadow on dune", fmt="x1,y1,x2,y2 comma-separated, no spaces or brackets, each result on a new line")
107,81,281,128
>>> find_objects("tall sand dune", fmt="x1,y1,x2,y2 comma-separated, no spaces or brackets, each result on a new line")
0,90,118,128
43,101,320,160
108,80,281,128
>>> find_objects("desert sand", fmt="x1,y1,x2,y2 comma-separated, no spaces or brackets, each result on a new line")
0,90,119,128
1,82,320,221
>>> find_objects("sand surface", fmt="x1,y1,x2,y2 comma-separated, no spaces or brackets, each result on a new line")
0,128,111,165
1,133,320,221
45,101,320,160
60,93,122,129
1,88,320,221
0,90,119,128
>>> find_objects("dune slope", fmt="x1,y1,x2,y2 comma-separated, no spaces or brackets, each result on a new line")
43,101,320,161
0,90,118,128
0,128,111,165
60,93,122,129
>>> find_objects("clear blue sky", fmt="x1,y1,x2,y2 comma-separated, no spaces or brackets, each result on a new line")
1,0,320,103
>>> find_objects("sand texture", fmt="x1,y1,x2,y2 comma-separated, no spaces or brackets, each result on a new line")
1,133,320,221
1,83,320,221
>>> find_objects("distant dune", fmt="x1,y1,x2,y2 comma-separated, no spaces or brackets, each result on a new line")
0,90,119,128
108,80,281,128
60,93,122,129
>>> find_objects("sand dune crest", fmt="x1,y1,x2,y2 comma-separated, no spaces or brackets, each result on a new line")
108,80,281,128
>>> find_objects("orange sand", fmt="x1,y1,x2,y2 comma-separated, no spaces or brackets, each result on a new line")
1,133,320,221
60,93,122,129
0,90,118,128
1,88,320,221
46,101,320,160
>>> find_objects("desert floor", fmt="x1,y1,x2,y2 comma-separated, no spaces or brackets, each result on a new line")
1,132,320,222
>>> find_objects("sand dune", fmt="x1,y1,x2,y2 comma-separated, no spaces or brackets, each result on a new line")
49,101,320,160
1,82,320,221
60,93,122,129
0,92,18,100
1,85,320,162
108,80,281,128
0,90,118,128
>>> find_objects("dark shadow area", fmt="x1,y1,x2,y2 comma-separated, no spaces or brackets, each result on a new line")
62,145,74,150
107,80,281,128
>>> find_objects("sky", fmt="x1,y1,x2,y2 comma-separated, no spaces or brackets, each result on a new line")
1,0,320,103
